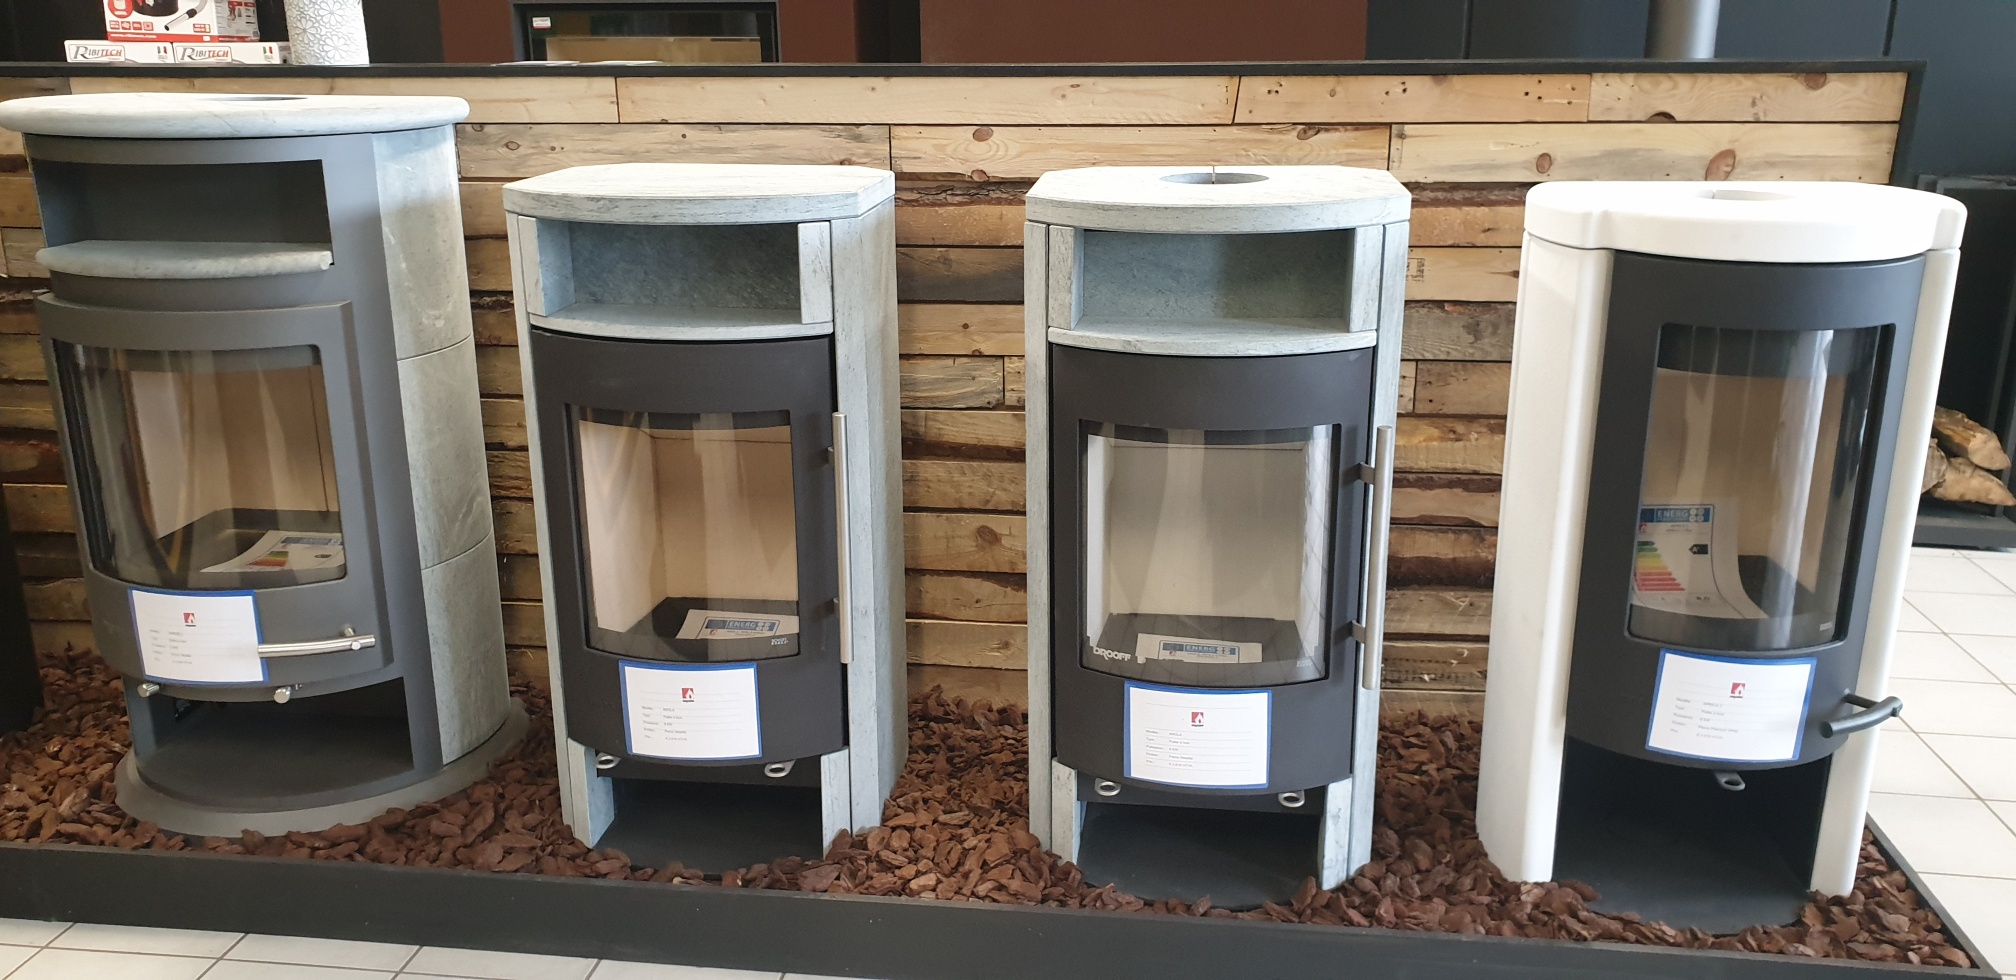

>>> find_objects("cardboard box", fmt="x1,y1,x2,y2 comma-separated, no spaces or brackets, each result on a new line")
65,40,177,63
173,41,289,64
104,0,260,43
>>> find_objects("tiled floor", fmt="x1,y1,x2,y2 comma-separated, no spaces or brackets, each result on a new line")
3,546,2014,978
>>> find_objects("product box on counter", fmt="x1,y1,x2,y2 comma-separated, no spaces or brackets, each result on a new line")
104,0,260,42
174,41,289,63
64,40,176,63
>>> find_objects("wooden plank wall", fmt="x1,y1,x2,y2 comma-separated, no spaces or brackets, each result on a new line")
0,69,1908,716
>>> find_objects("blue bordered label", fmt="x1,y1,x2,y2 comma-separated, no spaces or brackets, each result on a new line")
618,660,762,761
128,586,268,686
1646,648,1816,764
1123,680,1272,789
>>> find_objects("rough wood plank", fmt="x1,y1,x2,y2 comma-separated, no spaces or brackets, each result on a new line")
498,553,543,602
0,381,54,432
1413,361,1512,415
475,344,522,397
1408,183,1529,247
906,618,1026,669
1396,417,1505,475
1407,247,1520,302
1589,72,1909,123
617,76,1239,126
471,302,518,346
0,301,37,335
901,409,1025,457
1386,586,1492,639
466,238,513,292
488,449,532,500
482,398,527,450
1002,358,1025,409
501,600,546,647
4,483,72,533
1397,361,1416,414
904,511,1025,573
1237,74,1589,124
908,663,1025,707
2,227,46,279
1383,639,1488,692
899,355,1004,409
892,125,1388,180
23,578,87,622
897,247,1023,303
906,570,1026,623
493,500,538,555
0,431,63,485
899,303,1024,355
903,458,1024,511
1389,122,1897,183
455,122,892,179
0,78,66,101
1389,525,1496,588
1402,302,1515,360
1391,474,1500,527
31,621,96,658
14,533,80,580
0,177,37,227
896,202,1025,247
0,334,44,381
1381,690,1482,722
69,76,622,123
508,646,550,685
460,181,507,238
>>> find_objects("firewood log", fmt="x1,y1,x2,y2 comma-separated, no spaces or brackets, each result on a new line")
1933,406,2011,471
1923,440,1949,494
1932,454,2016,507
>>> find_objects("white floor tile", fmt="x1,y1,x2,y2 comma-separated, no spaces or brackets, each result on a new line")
1951,634,2016,685
1873,729,1974,797
1869,793,2016,878
7,948,213,980
591,961,781,979
49,923,241,958
402,947,597,980
227,934,418,972
1973,556,2016,594
205,962,394,980
1906,592,2016,637
1888,679,2016,738
1897,597,1940,633
1891,631,2003,682
1919,874,2016,975
1923,734,2016,802
0,919,68,948
1909,555,2014,595
1993,800,2016,835
0,945,33,976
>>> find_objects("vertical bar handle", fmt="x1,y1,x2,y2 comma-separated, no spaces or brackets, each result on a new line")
832,412,852,666
1358,425,1396,691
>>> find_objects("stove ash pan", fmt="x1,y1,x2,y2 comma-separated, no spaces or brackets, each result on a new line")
1477,181,1967,932
1025,166,1413,906
0,92,523,837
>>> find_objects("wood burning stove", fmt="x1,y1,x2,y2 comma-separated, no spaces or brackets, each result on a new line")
1478,181,1966,931
1025,166,1411,906
0,92,527,836
505,164,903,869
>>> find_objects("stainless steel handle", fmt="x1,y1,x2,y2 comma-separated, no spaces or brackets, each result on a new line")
258,632,376,659
1820,693,1904,738
1358,425,1396,691
832,411,852,666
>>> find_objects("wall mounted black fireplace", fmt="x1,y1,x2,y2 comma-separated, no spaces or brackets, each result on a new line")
505,163,904,869
1478,181,1966,932
1024,166,1412,907
0,92,526,837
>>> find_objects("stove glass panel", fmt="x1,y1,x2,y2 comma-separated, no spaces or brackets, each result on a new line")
1081,422,1333,686
574,407,800,663
1628,323,1886,651
59,343,345,590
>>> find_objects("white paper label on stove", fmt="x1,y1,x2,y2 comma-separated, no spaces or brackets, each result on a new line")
200,530,345,574
1630,501,1768,621
673,609,799,641
1124,682,1270,789
1134,633,1262,665
130,588,266,685
620,661,761,761
1646,650,1814,763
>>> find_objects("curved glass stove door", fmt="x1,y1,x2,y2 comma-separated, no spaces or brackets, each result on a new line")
1628,323,1885,652
60,343,346,592
1081,422,1334,687
574,407,801,664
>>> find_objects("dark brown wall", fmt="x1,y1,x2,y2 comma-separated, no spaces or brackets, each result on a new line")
919,0,1367,63
434,0,867,63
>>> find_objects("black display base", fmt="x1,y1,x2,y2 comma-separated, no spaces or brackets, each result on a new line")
0,837,1991,980
1914,499,2016,549
1074,801,1319,908
597,779,825,872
